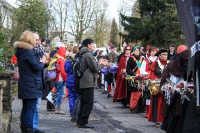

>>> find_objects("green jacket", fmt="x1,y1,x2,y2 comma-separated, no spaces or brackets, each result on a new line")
104,52,118,63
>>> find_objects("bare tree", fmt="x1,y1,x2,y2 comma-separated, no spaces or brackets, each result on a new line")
91,0,111,47
50,0,70,41
68,0,99,44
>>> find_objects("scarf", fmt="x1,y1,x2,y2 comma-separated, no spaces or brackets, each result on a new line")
33,45,44,59
159,57,167,65
132,54,142,68
132,54,141,60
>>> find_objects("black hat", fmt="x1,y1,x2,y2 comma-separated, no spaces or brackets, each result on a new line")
82,38,94,47
155,48,168,56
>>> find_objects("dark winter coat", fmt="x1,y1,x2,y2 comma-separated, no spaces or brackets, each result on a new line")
160,49,189,87
14,41,45,99
167,51,176,60
79,46,104,89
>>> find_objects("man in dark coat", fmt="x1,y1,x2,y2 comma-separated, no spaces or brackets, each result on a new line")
78,39,107,128
32,32,46,133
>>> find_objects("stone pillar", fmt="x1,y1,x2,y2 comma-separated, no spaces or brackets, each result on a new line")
0,72,14,133
0,80,7,132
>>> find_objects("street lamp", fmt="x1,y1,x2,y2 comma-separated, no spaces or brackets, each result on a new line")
46,11,49,44
45,1,52,45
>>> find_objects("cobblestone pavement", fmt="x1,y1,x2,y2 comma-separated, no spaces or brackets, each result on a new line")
10,89,165,133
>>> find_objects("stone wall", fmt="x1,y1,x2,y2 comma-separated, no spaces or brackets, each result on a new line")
0,72,15,133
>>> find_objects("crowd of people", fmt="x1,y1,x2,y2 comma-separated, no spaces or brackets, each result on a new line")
96,42,195,133
13,30,197,133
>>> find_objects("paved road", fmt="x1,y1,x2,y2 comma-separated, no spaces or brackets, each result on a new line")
10,89,165,133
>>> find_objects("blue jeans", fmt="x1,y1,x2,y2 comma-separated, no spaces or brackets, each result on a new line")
33,98,41,131
54,81,65,105
20,98,38,128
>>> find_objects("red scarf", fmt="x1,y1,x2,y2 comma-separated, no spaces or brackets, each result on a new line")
159,57,167,65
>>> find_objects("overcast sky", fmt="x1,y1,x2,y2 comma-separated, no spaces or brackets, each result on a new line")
7,0,135,19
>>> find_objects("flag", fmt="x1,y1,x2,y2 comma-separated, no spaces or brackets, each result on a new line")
175,0,200,70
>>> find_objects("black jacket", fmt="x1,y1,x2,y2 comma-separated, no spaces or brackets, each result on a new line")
167,51,176,60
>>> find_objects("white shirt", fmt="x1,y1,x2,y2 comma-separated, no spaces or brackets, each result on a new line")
140,56,157,75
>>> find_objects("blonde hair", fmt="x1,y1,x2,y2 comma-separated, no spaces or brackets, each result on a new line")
20,30,36,46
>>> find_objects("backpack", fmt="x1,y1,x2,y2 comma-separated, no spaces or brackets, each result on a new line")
72,53,85,93
73,54,85,78
66,57,76,73
46,58,59,81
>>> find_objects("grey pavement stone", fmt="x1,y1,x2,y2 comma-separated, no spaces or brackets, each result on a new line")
93,90,166,133
10,89,166,133
10,95,98,133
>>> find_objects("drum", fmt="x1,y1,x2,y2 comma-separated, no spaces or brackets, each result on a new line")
148,80,160,95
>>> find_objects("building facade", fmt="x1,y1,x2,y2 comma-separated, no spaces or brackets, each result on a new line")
0,0,14,29
51,31,76,46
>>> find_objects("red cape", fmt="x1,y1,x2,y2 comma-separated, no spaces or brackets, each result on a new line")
113,55,128,102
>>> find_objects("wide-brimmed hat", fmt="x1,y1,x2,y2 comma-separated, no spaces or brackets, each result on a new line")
155,48,168,56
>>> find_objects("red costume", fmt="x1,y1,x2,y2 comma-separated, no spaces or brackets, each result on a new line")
148,58,167,123
141,56,157,118
113,55,128,102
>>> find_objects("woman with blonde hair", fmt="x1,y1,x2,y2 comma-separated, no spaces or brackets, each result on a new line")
14,30,46,133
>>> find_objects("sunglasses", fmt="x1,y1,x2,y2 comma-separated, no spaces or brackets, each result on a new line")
125,49,131,50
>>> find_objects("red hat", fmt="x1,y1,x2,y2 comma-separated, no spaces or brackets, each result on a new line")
108,42,113,46
57,47,66,57
146,45,151,51
177,45,187,54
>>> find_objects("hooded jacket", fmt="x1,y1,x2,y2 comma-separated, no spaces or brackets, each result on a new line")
54,47,67,82
64,56,75,88
160,49,189,87
79,46,104,88
14,41,45,99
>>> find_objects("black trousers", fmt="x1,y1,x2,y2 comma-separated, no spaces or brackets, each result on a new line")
78,87,94,126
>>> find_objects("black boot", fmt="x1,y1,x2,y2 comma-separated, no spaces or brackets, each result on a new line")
20,125,34,133
122,104,127,109
25,127,34,133
20,125,26,133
